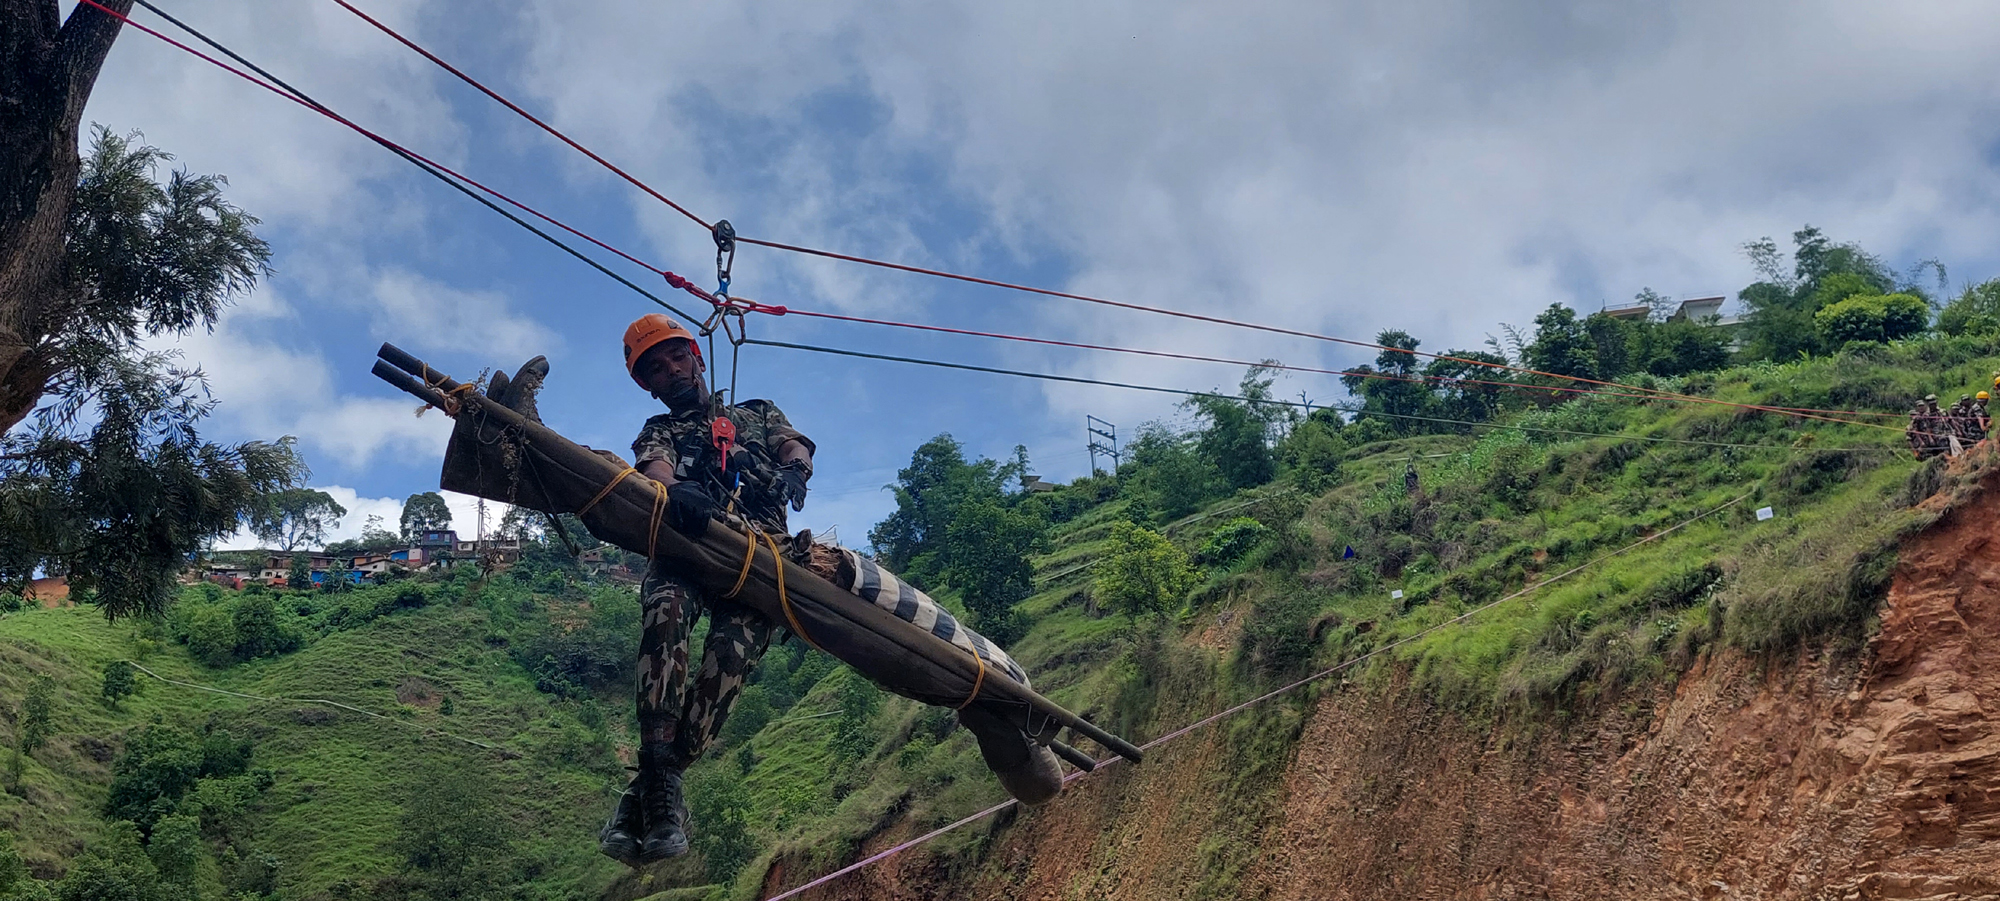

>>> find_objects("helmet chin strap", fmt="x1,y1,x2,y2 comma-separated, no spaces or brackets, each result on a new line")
653,378,706,412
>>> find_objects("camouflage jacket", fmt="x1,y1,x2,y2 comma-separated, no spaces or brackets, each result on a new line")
632,399,813,532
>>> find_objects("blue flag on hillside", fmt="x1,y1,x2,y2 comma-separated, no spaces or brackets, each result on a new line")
1343,545,1355,559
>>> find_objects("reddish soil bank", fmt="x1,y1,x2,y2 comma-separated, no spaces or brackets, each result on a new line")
773,475,2000,901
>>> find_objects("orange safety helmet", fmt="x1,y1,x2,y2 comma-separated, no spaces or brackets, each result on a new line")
622,313,700,388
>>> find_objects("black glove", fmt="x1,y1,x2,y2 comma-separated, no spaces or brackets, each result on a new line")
666,481,719,536
776,460,810,512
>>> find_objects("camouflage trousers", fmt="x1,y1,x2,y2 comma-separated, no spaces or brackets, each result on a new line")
635,560,775,769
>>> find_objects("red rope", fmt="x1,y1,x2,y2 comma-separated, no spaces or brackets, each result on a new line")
325,0,712,232
316,0,1893,420
104,0,1905,433
73,0,718,313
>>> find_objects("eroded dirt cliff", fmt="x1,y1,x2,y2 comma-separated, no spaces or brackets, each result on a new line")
780,474,2000,901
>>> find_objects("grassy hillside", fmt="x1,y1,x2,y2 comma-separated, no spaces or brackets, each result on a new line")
0,574,637,899
666,336,1997,900
4,336,1996,901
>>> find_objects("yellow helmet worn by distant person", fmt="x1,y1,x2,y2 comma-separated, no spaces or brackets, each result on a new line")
1980,391,1991,401
622,313,699,389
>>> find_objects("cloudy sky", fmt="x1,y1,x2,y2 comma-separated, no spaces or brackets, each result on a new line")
67,0,2000,547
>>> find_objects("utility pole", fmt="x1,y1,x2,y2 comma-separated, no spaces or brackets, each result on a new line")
1087,416,1121,476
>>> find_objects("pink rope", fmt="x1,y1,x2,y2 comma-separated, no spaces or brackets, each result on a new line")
760,492,1749,900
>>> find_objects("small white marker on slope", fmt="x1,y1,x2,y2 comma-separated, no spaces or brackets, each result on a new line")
1755,506,1775,521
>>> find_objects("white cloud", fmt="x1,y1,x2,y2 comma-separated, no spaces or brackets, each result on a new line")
152,286,454,469
516,0,2000,428
368,269,561,359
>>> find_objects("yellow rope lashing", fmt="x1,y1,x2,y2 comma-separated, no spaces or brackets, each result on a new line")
760,530,819,651
724,532,757,599
646,480,667,560
955,647,988,711
577,467,636,517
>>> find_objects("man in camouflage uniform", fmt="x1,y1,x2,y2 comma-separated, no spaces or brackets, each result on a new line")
600,313,815,865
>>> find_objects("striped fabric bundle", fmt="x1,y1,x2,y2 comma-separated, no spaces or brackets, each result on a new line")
839,549,1030,688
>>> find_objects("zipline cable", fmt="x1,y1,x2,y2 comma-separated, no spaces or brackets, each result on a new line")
778,305,1914,419
122,0,1917,436
81,0,713,323
761,492,1752,900
743,339,1905,453
122,0,700,324
319,0,1917,426
114,0,1932,441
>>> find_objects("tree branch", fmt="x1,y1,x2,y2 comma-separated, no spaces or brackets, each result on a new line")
56,0,132,127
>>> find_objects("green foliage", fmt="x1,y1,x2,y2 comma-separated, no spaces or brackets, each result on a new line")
0,592,23,616
165,589,300,668
686,769,759,884
867,435,1026,585
1629,316,1731,377
102,660,136,708
143,814,204,889
1276,411,1346,491
501,579,640,695
0,354,304,620
1815,293,1929,344
102,722,254,834
0,128,288,621
396,762,513,900
830,671,884,761
398,492,452,541
1523,304,1597,380
1236,589,1323,677
18,675,55,758
1197,518,1272,567
1738,225,1899,361
1340,330,1438,434
1936,278,2000,337
1095,523,1198,617
1185,366,1290,490
1121,425,1226,520
0,832,26,897
50,822,160,901
323,514,401,556
249,488,346,552
941,499,1048,645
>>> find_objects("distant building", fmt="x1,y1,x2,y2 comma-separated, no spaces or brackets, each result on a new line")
1669,295,1745,350
1020,476,1059,493
1599,302,1652,321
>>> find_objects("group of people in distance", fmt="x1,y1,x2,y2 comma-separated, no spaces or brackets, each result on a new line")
1907,384,1994,460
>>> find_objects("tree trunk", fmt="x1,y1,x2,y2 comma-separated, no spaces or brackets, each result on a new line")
0,0,132,434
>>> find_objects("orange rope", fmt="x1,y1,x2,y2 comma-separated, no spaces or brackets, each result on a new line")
577,467,636,517
955,648,988,711
723,531,757,598
761,530,819,650
646,481,667,560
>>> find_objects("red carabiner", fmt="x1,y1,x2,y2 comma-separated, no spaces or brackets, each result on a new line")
710,417,737,471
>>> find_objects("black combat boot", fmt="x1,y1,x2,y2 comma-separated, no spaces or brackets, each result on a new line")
597,775,644,866
637,748,690,862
